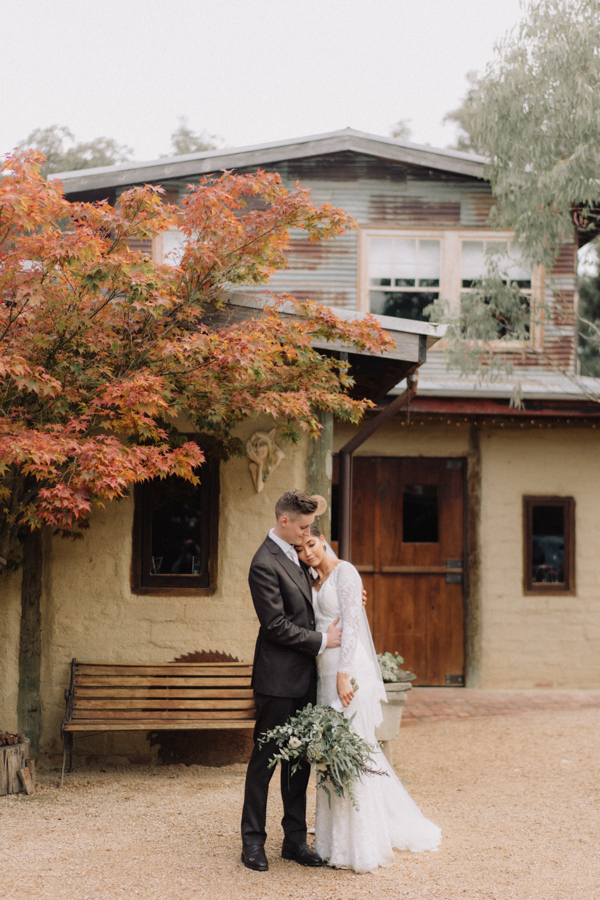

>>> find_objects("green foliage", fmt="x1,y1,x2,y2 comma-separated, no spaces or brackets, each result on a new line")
258,703,386,810
389,119,413,142
19,125,133,174
376,652,405,683
168,117,219,155
434,0,600,386
473,0,600,271
443,71,484,154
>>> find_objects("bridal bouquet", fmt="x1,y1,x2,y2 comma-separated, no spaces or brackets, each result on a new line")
258,703,386,810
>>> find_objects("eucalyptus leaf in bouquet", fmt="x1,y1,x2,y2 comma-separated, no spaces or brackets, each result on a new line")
258,703,386,810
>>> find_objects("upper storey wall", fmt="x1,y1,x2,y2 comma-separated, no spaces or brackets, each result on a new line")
112,150,577,372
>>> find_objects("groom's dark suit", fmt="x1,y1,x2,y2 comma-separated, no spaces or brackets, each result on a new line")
241,535,323,847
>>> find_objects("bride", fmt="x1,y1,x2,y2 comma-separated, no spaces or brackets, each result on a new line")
296,526,441,873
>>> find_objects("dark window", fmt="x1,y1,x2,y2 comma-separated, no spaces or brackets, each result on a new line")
133,462,218,593
524,496,575,594
370,290,438,322
403,485,439,543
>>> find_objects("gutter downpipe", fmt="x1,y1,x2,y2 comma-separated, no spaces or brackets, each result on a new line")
338,372,418,561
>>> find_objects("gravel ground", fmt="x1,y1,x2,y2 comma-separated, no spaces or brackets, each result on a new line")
2,707,599,900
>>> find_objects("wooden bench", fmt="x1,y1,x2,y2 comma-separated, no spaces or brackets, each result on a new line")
61,659,255,785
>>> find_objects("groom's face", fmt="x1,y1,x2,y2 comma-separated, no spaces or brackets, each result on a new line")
278,513,315,546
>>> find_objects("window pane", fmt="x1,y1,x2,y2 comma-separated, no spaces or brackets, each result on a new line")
461,240,532,286
461,241,485,281
370,291,438,321
403,485,439,543
162,230,186,265
394,238,418,266
369,237,394,286
505,243,531,283
370,238,440,298
150,477,204,576
390,239,417,285
531,505,565,584
418,240,441,281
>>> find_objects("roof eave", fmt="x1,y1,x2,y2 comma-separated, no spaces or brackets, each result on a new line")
51,128,487,194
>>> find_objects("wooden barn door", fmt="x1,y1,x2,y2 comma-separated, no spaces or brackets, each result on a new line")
352,457,465,686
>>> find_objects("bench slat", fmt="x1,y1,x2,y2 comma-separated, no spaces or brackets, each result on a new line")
64,720,255,732
74,698,256,711
68,708,255,720
74,687,254,699
73,676,252,688
74,664,252,677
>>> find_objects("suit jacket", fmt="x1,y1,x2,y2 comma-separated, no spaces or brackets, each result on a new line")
248,536,323,698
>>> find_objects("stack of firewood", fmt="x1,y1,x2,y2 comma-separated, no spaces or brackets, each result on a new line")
0,732,26,746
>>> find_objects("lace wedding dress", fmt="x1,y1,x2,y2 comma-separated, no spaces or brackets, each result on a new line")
314,561,441,873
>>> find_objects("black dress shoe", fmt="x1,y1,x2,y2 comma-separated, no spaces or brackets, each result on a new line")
281,839,324,867
241,844,268,871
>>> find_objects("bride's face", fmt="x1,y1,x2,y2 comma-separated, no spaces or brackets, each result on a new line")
296,534,326,567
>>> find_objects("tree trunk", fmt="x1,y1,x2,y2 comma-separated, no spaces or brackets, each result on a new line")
17,530,43,756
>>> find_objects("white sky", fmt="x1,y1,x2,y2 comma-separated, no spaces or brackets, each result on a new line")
1,0,526,160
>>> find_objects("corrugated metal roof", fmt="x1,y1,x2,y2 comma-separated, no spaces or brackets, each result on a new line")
399,351,600,401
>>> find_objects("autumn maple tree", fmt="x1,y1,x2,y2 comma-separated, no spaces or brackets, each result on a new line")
0,151,391,570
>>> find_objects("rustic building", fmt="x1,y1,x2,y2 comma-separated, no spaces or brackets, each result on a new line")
2,129,599,765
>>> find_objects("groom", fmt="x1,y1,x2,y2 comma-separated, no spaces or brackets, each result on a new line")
240,489,342,872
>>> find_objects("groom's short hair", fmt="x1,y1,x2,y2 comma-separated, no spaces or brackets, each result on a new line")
275,490,318,520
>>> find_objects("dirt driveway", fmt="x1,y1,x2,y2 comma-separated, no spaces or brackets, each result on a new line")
2,700,599,900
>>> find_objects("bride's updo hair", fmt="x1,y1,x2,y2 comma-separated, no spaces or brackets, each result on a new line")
309,523,323,538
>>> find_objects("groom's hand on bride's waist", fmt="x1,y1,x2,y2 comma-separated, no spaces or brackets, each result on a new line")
325,617,342,648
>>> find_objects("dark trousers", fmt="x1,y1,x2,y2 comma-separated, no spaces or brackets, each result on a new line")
241,671,316,847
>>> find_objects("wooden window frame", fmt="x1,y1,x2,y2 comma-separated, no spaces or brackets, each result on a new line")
358,227,544,351
131,458,219,596
523,496,575,596
365,234,443,321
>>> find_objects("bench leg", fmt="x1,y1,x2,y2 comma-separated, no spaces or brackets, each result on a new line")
60,733,68,788
60,732,73,788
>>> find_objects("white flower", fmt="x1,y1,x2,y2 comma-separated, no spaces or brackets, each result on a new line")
288,736,302,749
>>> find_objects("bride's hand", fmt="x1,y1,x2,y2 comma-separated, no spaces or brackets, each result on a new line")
337,672,354,708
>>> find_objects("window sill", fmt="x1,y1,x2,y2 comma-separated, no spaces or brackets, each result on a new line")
131,586,217,597
523,587,575,597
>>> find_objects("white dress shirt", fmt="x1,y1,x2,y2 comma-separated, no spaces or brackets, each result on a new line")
268,529,327,654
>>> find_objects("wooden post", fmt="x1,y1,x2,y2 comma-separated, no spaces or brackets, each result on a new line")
465,424,482,688
18,530,43,755
17,766,34,795
26,757,36,788
306,410,333,540
0,740,31,796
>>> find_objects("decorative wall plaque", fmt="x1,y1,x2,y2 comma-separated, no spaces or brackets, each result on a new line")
246,428,285,493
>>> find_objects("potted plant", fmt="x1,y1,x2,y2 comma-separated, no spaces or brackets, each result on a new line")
375,653,415,762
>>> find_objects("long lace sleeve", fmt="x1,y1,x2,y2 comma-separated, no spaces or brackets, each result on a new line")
336,562,363,674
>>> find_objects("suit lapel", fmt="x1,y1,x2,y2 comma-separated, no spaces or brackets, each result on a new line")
265,538,313,604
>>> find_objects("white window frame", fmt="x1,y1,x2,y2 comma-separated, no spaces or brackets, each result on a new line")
358,228,545,350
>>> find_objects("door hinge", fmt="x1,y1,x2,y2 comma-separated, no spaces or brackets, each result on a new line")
445,674,464,685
